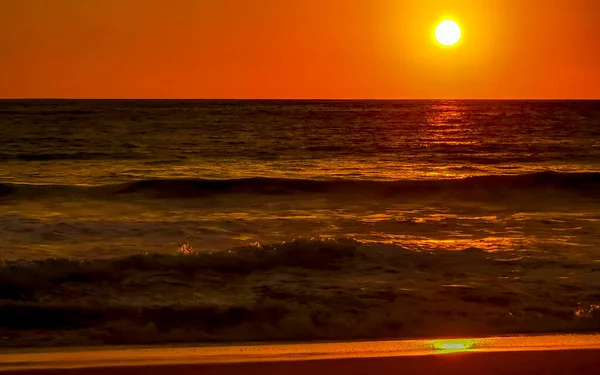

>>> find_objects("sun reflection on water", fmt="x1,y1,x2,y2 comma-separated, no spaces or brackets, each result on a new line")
425,101,469,126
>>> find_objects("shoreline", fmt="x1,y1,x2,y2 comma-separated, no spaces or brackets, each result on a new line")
2,334,600,374
2,351,598,375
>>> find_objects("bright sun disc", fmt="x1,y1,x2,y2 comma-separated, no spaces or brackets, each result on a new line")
435,20,461,46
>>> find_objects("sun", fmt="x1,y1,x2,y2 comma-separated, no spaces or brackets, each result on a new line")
435,20,461,46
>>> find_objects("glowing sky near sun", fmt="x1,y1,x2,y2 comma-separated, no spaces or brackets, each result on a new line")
1,0,600,99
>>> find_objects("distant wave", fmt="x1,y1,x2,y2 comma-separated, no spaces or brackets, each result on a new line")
114,172,600,198
1,172,599,200
0,152,144,161
0,109,96,116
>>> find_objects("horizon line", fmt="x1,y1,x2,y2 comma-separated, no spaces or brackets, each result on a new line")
1,98,600,101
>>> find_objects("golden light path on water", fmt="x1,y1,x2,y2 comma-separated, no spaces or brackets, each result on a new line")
2,334,600,371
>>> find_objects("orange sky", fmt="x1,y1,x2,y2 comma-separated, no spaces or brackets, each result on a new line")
1,0,599,99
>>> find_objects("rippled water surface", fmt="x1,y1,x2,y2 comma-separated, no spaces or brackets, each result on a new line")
1,100,599,347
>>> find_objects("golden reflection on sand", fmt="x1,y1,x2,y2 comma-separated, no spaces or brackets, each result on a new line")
2,334,600,372
432,339,478,353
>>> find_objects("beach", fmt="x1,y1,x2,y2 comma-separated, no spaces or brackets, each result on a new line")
2,334,600,374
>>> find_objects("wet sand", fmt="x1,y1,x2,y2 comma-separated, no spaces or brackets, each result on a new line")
2,334,600,374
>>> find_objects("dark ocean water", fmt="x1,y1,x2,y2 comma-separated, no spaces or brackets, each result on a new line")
1,100,600,184
1,100,600,258
1,100,600,346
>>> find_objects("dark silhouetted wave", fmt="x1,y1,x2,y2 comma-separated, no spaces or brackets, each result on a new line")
1,172,599,200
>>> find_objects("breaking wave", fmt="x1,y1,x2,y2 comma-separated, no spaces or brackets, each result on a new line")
1,238,599,347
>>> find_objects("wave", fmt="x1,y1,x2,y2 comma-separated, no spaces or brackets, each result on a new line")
1,172,599,200
0,109,96,115
1,238,599,347
0,152,144,161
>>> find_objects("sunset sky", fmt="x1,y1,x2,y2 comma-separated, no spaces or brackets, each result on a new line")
1,0,599,99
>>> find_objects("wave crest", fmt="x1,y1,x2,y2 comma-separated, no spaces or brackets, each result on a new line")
1,238,599,347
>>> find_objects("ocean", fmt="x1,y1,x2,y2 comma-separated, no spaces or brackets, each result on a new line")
1,100,600,346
